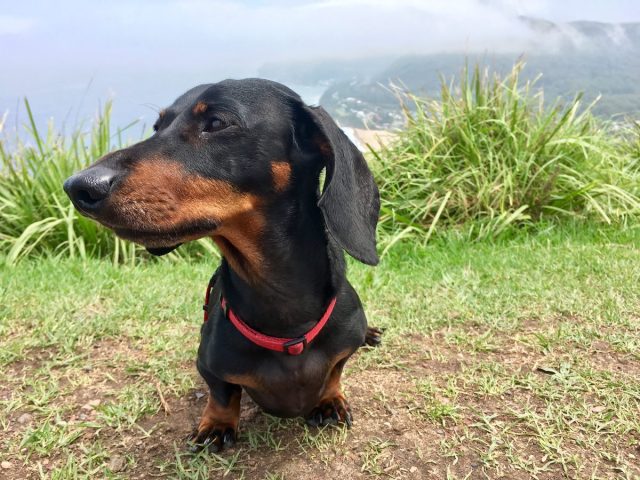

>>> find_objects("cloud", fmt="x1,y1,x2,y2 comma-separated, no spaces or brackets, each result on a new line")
1,0,637,135
0,15,35,35
85,0,552,66
1,0,639,81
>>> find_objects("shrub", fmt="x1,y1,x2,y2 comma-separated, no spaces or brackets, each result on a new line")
371,63,640,242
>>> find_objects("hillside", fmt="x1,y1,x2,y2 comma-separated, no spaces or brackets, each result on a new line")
259,17,640,128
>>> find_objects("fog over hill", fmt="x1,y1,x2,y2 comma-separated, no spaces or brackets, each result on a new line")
259,17,640,128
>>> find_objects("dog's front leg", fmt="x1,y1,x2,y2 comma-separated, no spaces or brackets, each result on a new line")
189,377,241,453
306,357,353,428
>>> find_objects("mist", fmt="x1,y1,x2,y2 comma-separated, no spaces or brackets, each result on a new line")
1,0,639,135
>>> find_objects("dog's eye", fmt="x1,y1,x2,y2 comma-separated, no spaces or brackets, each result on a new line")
203,117,227,133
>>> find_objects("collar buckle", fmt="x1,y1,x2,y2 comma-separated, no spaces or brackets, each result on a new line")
283,337,307,355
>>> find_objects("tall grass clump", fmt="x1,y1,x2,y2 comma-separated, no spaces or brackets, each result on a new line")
621,120,640,163
372,63,640,242
0,101,217,264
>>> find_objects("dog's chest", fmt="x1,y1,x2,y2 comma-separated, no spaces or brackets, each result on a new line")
199,300,361,417
238,351,330,416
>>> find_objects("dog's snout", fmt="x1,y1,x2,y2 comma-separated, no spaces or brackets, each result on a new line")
63,166,117,214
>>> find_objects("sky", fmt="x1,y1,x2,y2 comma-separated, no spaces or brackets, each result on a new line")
1,0,639,136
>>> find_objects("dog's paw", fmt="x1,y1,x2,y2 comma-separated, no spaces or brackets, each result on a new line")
363,326,383,347
306,395,352,428
187,424,237,454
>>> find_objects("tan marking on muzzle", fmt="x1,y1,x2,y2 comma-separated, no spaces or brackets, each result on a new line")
113,159,266,281
114,160,256,226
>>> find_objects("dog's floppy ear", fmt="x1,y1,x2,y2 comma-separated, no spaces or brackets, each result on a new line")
297,105,380,265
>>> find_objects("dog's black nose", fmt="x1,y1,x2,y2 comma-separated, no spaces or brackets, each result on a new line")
63,166,117,213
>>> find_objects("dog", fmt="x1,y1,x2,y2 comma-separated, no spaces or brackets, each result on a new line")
63,79,382,452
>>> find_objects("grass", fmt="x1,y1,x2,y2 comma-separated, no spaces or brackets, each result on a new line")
0,100,138,265
0,222,638,479
373,64,640,242
0,100,217,265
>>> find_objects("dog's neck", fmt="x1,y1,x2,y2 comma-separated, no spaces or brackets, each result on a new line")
213,186,344,337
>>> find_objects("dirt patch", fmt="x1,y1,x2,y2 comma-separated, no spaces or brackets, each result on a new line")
72,345,445,480
2,332,638,479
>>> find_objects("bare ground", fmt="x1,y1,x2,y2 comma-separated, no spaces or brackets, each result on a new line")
2,328,638,480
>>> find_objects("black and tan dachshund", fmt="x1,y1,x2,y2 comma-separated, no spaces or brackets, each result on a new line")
63,79,382,452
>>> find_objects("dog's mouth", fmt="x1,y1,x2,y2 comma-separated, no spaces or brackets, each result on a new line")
145,244,182,256
104,218,219,254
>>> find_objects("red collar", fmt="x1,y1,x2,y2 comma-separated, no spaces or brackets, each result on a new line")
203,278,337,356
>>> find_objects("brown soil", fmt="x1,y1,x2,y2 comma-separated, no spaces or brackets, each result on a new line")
1,333,638,480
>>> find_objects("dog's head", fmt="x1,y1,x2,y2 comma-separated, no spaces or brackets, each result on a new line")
64,79,379,265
